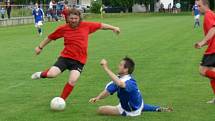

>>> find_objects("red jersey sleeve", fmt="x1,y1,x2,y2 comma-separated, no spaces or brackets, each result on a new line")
88,22,102,34
48,25,65,40
204,10,215,34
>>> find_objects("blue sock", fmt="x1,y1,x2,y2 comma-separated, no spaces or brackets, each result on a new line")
142,104,160,112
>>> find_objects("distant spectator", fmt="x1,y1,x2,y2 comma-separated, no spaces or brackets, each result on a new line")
100,4,104,18
159,3,165,12
46,9,52,22
148,4,150,12
0,7,5,19
168,3,172,13
49,0,55,9
52,0,57,10
5,0,12,19
172,3,177,14
154,1,160,12
51,9,59,21
56,1,64,18
49,0,58,21
176,2,181,13
61,0,69,23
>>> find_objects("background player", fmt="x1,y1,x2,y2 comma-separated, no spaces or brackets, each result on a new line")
61,0,69,23
31,8,120,102
32,3,44,36
194,0,215,104
192,1,200,28
89,58,173,116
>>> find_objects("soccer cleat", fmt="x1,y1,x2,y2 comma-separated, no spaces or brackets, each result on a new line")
31,72,42,80
206,98,215,104
157,107,173,112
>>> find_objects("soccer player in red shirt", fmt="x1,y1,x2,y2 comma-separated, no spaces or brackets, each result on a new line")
31,8,120,101
194,0,215,104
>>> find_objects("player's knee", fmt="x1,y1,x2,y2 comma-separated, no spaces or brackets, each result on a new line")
199,66,207,76
97,106,106,115
47,71,58,78
68,80,76,86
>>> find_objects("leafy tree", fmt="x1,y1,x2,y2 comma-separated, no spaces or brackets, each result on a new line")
12,0,49,4
102,0,152,12
90,0,102,13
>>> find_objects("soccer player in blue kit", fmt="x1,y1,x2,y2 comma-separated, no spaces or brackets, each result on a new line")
89,57,172,116
32,3,44,36
192,1,200,28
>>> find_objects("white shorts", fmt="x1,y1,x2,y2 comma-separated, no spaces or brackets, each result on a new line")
194,15,200,20
117,101,144,117
35,21,43,27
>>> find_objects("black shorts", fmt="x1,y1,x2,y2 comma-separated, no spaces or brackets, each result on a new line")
53,57,84,73
201,53,215,67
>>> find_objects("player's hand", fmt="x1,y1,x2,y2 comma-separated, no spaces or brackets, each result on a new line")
194,41,205,49
35,46,42,55
194,42,201,49
100,59,108,68
89,97,99,103
113,27,120,35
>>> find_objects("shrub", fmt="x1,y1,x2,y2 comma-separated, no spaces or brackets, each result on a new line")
90,1,101,14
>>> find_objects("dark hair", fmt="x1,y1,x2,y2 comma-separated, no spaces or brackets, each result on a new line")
123,57,135,74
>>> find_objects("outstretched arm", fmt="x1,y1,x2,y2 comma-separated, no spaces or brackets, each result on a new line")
89,89,110,103
101,23,120,35
35,37,52,55
195,27,215,49
100,59,126,88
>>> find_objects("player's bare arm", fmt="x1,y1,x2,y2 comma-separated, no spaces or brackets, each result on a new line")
101,23,120,34
89,90,110,103
35,37,52,55
100,59,126,88
195,27,215,49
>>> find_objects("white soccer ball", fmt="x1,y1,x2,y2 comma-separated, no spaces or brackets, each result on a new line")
50,97,66,111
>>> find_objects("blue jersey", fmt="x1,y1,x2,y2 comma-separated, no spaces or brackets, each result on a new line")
193,4,200,16
32,8,44,23
106,75,143,112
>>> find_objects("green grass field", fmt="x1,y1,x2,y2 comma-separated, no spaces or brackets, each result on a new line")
0,14,214,121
